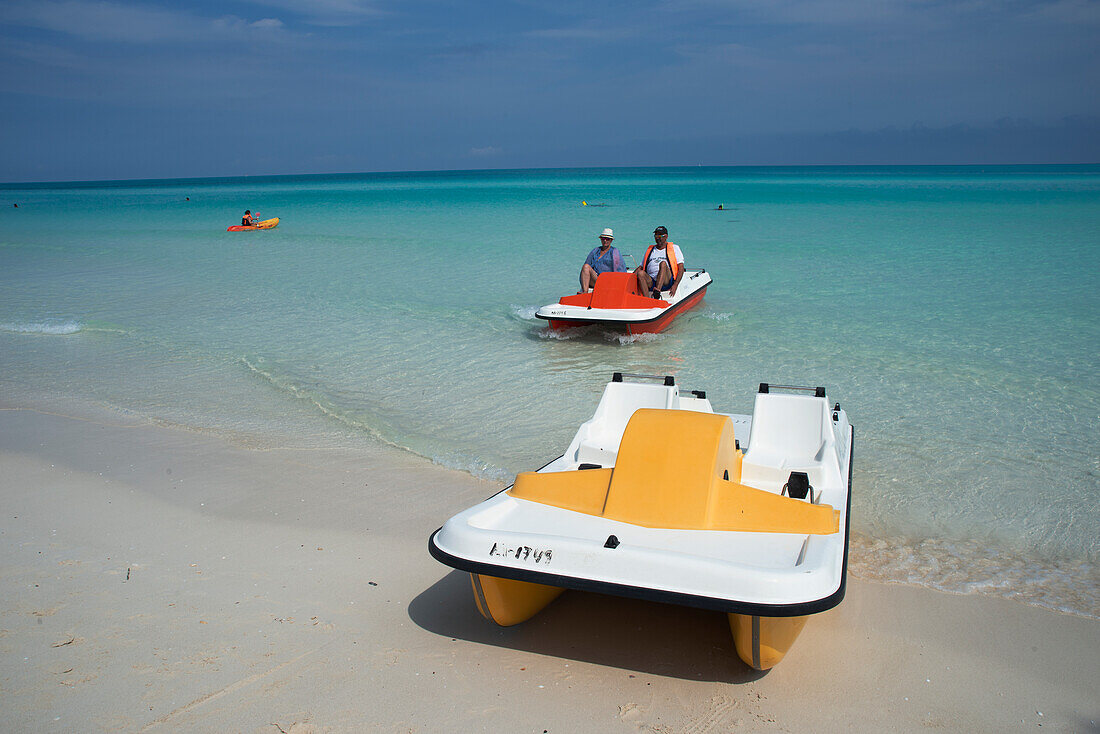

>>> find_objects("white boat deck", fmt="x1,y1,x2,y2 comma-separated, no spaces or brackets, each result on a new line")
432,375,852,611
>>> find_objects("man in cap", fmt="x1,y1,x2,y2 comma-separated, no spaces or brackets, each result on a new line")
579,228,626,293
635,226,685,298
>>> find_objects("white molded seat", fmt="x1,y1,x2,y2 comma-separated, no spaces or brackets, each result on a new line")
570,381,679,467
741,393,830,491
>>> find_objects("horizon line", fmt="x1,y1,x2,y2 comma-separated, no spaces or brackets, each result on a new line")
4,161,1099,188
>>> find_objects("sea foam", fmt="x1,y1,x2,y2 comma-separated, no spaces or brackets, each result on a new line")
0,320,82,335
510,304,541,321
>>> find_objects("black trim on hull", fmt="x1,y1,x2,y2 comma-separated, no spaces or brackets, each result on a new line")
538,283,709,330
428,425,854,620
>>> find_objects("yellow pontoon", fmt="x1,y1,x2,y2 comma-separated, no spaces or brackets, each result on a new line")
428,373,853,670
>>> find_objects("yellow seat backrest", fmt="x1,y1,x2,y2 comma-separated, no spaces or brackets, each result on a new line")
602,409,739,528
507,408,838,535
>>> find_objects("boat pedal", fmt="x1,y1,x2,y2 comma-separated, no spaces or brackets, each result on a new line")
603,535,620,549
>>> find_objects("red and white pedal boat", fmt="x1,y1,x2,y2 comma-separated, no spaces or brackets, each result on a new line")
535,269,712,335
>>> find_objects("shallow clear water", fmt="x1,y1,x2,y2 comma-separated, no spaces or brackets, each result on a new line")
2,166,1098,616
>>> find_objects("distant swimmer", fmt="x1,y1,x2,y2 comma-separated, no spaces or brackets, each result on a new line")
13,203,17,208
717,204,723,210
579,228,626,293
186,197,190,201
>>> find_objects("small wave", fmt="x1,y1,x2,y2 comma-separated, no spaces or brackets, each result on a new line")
82,323,132,336
538,326,586,340
239,355,386,439
606,331,665,345
536,325,667,344
510,304,541,321
0,319,82,335
849,533,1099,619
421,450,513,483
704,312,733,322
240,354,518,482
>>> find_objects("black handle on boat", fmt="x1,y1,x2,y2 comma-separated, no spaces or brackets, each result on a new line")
613,372,675,386
758,383,826,398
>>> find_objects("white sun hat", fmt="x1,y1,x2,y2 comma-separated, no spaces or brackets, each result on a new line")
599,228,614,239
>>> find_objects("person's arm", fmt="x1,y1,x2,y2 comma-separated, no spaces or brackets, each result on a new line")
669,247,684,295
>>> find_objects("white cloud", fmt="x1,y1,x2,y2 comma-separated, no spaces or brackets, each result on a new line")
0,36,86,70
0,0,194,42
250,18,285,30
527,23,639,41
244,0,385,26
1024,0,1100,25
0,1,289,43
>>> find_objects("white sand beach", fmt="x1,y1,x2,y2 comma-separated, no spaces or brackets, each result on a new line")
1,403,1097,733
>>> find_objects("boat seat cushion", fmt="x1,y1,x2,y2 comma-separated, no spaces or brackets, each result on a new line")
604,409,739,527
509,409,838,535
557,272,665,310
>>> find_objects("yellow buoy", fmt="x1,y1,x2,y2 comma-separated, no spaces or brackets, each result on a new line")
582,201,587,206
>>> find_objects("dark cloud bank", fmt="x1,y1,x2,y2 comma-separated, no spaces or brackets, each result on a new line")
510,118,1100,170
4,115,1095,183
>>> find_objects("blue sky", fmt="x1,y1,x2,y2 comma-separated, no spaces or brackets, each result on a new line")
1,0,1098,181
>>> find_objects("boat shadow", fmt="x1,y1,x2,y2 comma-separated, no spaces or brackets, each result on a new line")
408,570,768,683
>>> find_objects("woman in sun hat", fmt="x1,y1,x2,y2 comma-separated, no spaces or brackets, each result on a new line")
579,228,626,293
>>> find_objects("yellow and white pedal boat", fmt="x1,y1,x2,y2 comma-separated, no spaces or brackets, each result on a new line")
428,373,853,670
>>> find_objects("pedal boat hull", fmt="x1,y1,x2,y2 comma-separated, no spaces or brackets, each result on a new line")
429,376,853,670
536,269,711,334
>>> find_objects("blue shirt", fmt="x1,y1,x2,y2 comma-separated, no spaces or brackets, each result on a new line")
584,245,625,275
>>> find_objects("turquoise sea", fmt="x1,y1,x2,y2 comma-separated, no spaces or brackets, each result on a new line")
2,166,1098,617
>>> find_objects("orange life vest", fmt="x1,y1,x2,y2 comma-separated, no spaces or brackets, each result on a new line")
642,241,681,280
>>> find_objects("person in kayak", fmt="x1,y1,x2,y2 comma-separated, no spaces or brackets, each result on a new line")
241,210,257,226
579,228,626,293
635,225,685,298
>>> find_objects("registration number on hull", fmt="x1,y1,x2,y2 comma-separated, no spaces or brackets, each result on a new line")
489,542,552,565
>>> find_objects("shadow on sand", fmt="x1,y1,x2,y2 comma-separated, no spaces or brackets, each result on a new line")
408,570,767,683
